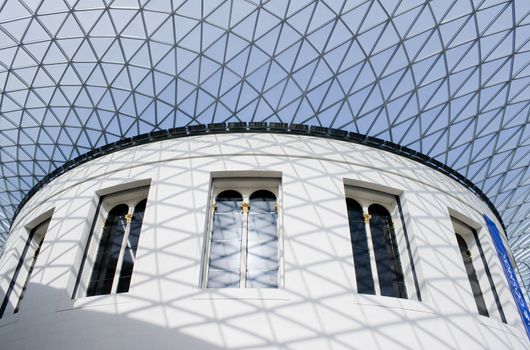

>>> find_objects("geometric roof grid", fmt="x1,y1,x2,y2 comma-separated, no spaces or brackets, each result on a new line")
0,1,529,291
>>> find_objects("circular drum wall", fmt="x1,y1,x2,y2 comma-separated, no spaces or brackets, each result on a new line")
0,133,527,349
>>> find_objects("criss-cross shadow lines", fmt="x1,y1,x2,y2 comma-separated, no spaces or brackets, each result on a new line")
0,133,527,349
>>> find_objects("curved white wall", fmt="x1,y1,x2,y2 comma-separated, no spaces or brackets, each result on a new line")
0,133,527,349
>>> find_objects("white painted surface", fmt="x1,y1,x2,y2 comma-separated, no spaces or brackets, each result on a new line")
0,133,527,349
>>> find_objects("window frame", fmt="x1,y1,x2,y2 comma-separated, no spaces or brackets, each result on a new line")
200,177,282,289
451,217,507,322
74,186,149,298
344,186,416,300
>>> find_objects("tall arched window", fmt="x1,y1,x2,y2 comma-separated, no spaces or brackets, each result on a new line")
369,204,406,298
346,198,375,295
204,179,280,289
77,186,150,298
247,190,278,288
207,190,243,288
345,186,414,300
456,234,489,317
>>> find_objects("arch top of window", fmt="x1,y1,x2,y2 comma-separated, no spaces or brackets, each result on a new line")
249,190,277,213
216,190,243,201
250,189,276,200
368,204,391,216
108,204,129,216
345,196,394,217
211,177,280,197
346,197,362,209
100,186,150,213
215,190,243,213
133,198,147,209
346,198,363,219
344,185,398,208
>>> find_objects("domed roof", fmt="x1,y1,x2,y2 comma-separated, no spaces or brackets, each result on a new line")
0,0,528,288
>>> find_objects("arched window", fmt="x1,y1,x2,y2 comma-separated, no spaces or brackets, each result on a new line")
207,190,243,288
204,179,280,289
369,204,406,298
87,199,147,296
344,186,414,300
247,190,278,288
456,234,489,317
73,185,150,298
346,198,374,295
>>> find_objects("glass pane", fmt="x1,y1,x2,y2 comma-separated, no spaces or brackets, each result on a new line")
215,190,242,212
246,270,278,288
346,198,375,295
249,190,276,213
207,270,240,288
247,240,278,270
117,199,147,293
248,213,277,241
456,234,489,317
87,204,128,296
246,190,278,288
207,190,243,288
369,204,407,299
209,240,241,270
212,213,242,240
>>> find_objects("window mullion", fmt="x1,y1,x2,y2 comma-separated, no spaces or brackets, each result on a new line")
111,208,133,294
363,206,381,295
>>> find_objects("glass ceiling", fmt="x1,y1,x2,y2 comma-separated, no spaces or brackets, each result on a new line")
0,0,529,289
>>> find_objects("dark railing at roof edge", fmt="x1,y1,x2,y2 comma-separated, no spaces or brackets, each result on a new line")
10,122,507,235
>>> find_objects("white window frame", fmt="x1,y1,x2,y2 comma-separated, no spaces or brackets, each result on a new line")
75,186,149,298
200,177,282,288
344,186,416,300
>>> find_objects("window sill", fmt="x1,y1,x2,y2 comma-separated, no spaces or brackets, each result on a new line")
0,314,19,328
192,288,290,300
350,293,428,313
56,293,132,312
476,314,511,331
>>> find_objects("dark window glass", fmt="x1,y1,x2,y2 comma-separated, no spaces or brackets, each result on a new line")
247,190,278,288
456,234,489,317
346,198,375,295
369,204,407,298
207,190,243,288
117,199,147,293
87,204,129,296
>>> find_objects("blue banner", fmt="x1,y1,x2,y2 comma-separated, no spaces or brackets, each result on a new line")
484,214,530,340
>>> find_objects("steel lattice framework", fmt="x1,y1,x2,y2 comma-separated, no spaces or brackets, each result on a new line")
0,0,529,289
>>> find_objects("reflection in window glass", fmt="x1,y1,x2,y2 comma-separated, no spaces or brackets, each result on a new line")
346,198,375,295
207,190,243,288
369,204,407,299
117,199,147,293
206,187,279,288
87,198,147,297
456,234,489,317
87,204,129,296
247,190,278,288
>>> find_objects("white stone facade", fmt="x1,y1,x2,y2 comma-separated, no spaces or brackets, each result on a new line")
0,133,527,349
